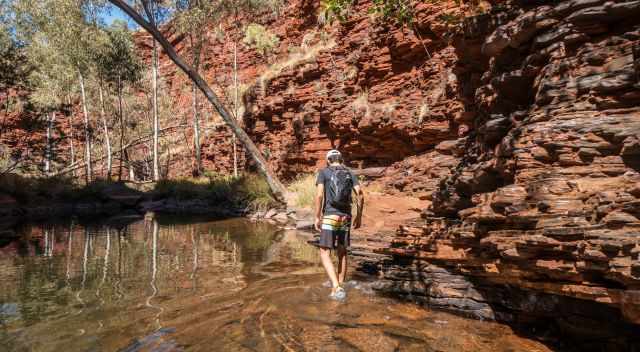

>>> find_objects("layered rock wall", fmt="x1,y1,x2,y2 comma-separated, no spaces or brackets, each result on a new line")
371,0,640,348
189,0,471,179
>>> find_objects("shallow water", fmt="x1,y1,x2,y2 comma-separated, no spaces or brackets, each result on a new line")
0,217,554,352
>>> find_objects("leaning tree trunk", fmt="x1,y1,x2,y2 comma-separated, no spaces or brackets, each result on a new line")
152,38,160,181
98,82,112,180
78,71,92,184
189,34,203,177
109,0,286,201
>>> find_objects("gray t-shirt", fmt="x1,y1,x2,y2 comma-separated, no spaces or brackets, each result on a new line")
316,166,359,216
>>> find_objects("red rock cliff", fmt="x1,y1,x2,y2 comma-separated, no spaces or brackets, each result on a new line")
163,0,640,347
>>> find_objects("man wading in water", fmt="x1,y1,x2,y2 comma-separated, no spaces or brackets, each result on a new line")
314,149,364,300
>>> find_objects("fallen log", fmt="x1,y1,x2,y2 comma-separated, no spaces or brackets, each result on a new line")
53,124,186,176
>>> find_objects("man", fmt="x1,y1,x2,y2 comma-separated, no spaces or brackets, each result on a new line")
314,149,364,300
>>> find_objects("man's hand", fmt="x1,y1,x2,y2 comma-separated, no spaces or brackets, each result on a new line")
352,186,364,229
315,217,322,231
353,216,361,229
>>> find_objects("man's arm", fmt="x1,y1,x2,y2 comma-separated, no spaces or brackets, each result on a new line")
352,185,364,229
314,183,324,231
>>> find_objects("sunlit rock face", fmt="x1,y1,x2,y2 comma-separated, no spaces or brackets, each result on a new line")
370,0,640,347
152,0,472,179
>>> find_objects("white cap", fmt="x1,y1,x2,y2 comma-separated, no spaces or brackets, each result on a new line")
326,149,341,160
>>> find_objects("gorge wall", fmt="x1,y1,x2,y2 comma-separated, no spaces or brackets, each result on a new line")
360,0,640,350
152,0,471,179
172,0,640,348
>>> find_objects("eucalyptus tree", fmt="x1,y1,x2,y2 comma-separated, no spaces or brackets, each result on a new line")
130,1,169,181
172,0,218,176
0,19,30,94
14,0,102,183
95,22,142,180
108,0,286,200
149,5,161,181
26,32,76,174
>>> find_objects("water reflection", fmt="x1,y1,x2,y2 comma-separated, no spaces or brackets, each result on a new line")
0,218,312,351
0,218,553,352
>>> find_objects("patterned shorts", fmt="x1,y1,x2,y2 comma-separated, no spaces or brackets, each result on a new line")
319,214,351,249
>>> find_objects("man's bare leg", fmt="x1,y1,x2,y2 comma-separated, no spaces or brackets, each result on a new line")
320,247,340,293
337,245,347,286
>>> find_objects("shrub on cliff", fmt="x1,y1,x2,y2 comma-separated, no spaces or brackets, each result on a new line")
243,24,280,57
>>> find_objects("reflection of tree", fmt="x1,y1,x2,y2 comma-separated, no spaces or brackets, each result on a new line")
95,228,111,331
75,228,89,312
146,219,163,331
190,227,199,292
0,217,317,342
65,222,73,283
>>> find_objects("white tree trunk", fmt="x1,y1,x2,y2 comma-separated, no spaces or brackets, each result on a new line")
45,112,55,174
192,83,201,175
78,71,92,183
67,97,75,166
152,39,160,181
232,41,239,177
98,83,112,179
67,97,76,177
117,76,125,181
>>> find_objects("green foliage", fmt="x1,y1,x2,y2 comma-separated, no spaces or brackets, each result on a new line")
0,25,30,91
26,32,75,110
319,0,354,24
369,0,414,25
320,0,414,25
95,24,142,87
236,173,279,211
243,23,279,56
13,0,105,109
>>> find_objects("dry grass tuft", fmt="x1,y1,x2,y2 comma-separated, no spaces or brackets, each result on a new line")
352,91,371,118
287,173,317,209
